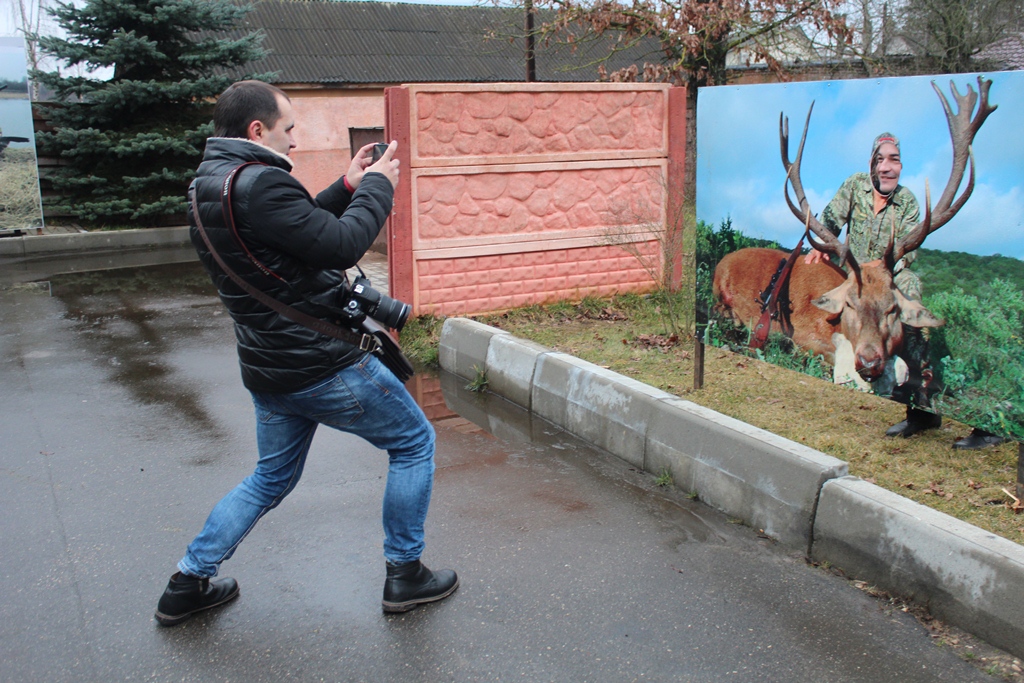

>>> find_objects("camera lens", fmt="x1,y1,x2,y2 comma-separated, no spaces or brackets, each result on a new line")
350,277,410,331
372,295,410,331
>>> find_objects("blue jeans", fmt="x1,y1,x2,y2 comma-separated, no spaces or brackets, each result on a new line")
178,354,435,577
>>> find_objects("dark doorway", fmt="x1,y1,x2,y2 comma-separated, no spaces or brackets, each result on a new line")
349,127,387,253
349,127,385,161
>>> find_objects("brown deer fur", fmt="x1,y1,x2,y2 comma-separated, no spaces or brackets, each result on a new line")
713,248,942,379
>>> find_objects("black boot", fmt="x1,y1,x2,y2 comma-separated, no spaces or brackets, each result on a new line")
382,560,459,613
885,407,942,438
155,572,240,626
953,428,1006,450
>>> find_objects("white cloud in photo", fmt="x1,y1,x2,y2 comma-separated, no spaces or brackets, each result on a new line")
914,183,1024,259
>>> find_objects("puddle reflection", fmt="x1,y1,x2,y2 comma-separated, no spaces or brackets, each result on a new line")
407,368,723,545
405,368,588,451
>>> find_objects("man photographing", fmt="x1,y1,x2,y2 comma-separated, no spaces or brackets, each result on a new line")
155,80,458,625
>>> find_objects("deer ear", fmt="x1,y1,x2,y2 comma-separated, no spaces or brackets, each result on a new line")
894,290,944,328
812,281,851,314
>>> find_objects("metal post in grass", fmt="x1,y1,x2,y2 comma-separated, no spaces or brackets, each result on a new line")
693,334,705,390
1018,442,1023,502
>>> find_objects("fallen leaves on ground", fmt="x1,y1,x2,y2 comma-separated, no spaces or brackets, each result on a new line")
924,482,954,499
582,307,627,321
1002,488,1024,514
624,333,682,352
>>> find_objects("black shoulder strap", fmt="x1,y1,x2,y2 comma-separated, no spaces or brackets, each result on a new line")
188,179,380,354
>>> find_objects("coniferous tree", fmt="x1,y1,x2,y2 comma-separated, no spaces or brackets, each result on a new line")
31,0,268,226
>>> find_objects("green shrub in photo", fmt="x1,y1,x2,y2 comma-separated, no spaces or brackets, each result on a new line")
927,279,1024,440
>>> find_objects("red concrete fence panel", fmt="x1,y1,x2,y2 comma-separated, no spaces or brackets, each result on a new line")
385,82,684,317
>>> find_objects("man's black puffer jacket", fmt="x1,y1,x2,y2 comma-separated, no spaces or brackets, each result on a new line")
189,137,394,393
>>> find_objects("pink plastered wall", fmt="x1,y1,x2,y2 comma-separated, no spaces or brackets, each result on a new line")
386,83,687,317
286,88,385,194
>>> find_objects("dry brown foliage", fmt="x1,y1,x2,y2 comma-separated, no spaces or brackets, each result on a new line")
0,148,43,231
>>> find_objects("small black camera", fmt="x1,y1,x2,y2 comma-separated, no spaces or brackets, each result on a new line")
371,142,389,163
343,275,410,331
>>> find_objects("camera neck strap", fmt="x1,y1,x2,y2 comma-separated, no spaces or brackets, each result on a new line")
188,171,380,354
219,162,287,284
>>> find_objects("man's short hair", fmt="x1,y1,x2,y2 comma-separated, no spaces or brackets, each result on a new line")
213,81,290,139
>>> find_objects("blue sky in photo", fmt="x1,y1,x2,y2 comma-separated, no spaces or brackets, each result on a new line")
0,38,33,145
1,37,29,81
696,71,1024,261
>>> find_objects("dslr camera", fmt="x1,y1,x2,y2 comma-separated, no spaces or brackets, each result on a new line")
340,270,410,331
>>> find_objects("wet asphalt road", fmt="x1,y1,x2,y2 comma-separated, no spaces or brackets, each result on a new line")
0,260,998,682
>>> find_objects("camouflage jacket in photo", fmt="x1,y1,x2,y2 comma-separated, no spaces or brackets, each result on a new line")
820,172,922,299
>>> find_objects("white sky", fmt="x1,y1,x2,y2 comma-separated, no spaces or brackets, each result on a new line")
0,0,488,37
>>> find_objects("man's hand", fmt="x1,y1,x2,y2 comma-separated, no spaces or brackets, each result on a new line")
365,140,399,189
804,248,828,265
347,141,399,191
344,142,376,190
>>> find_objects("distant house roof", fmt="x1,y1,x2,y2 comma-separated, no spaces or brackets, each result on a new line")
725,27,822,69
227,0,661,86
974,33,1024,70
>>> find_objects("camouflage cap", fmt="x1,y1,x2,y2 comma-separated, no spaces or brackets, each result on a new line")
871,132,900,163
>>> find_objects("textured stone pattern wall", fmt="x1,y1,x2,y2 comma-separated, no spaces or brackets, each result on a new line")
416,242,661,316
412,89,666,164
398,84,672,317
415,164,664,242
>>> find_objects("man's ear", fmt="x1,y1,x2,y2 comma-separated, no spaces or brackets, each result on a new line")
246,119,263,142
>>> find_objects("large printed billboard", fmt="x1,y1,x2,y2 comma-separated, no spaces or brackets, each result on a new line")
0,36,43,233
696,71,1023,441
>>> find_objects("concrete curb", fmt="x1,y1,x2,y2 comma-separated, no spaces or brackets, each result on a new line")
438,317,1024,659
486,333,551,410
439,318,508,382
813,477,1024,659
0,226,191,258
533,352,676,470
646,397,847,551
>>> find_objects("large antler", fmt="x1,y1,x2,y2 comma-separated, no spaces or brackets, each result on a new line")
780,102,857,272
893,76,997,261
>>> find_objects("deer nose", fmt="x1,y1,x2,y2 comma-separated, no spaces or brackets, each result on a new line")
856,353,885,380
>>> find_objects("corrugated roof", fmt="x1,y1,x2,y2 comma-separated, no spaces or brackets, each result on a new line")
222,0,661,84
975,33,1024,71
